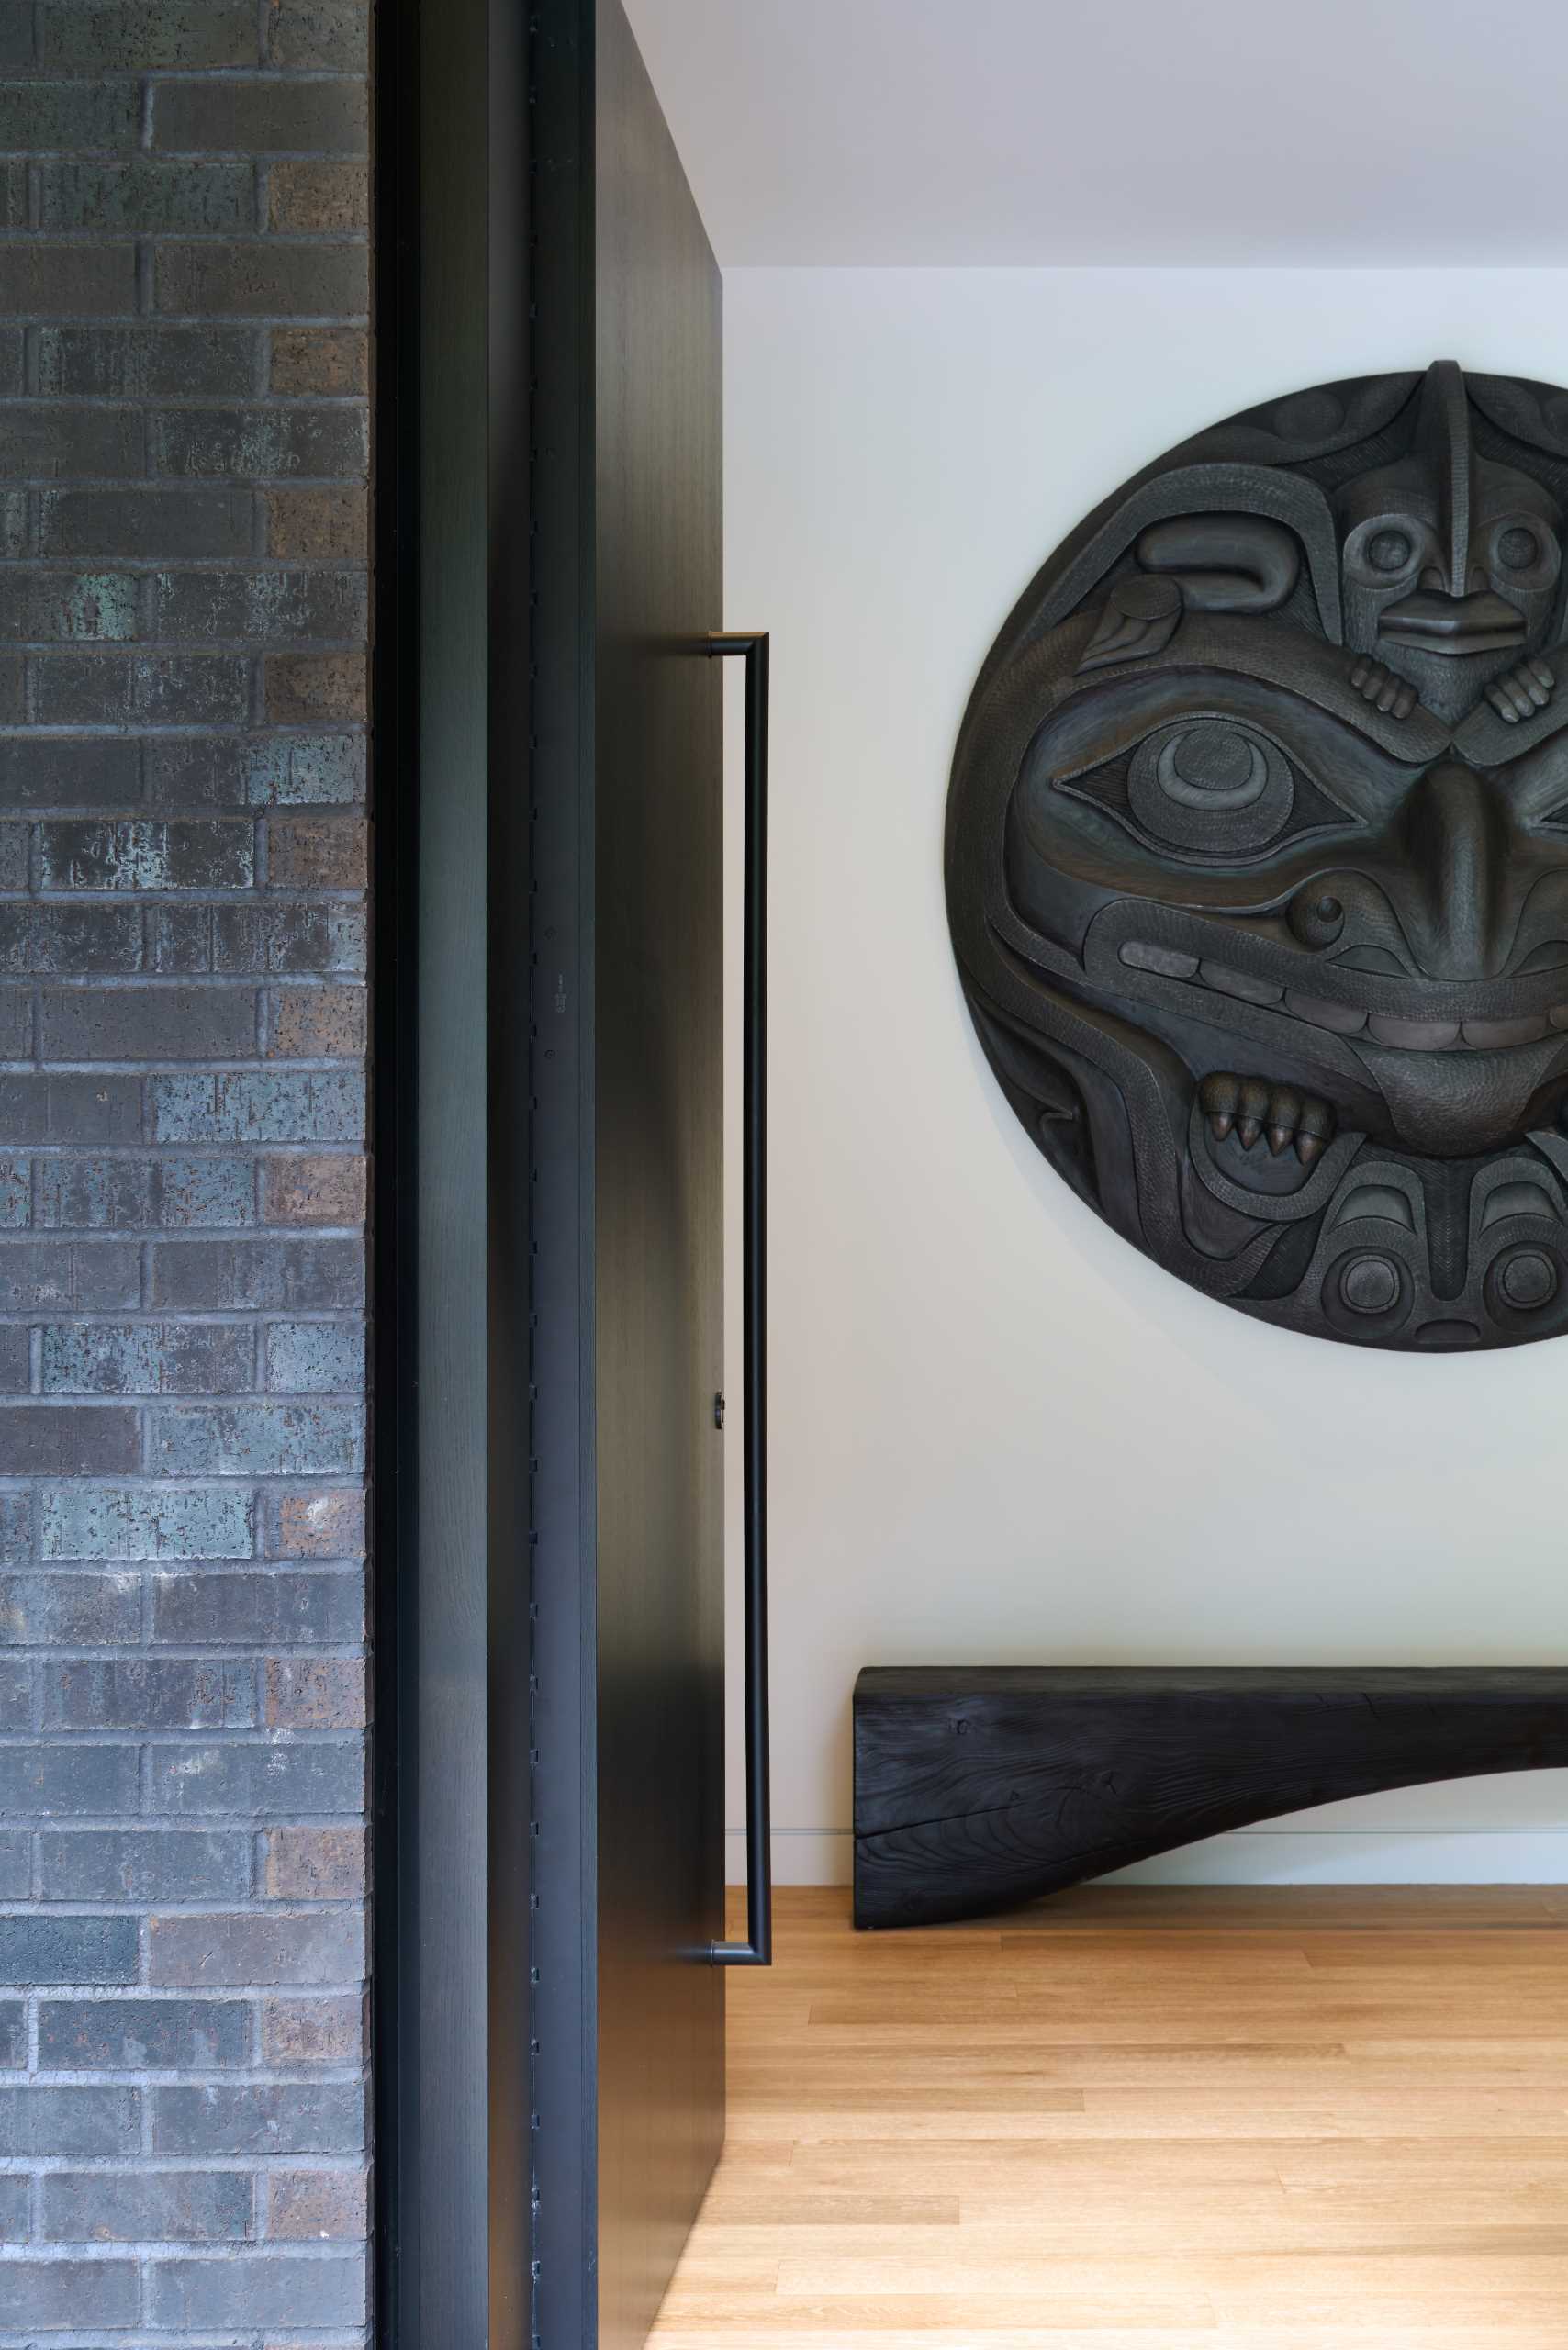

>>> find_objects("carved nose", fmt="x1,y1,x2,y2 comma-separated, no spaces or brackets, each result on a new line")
1393,758,1510,979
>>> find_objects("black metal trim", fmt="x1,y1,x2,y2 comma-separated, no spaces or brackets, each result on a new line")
527,4,599,2340
708,632,773,1972
369,0,417,2330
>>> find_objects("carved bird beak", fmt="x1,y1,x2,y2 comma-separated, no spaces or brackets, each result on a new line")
1378,588,1526,656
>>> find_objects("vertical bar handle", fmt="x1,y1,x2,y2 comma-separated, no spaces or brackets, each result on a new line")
709,632,771,1968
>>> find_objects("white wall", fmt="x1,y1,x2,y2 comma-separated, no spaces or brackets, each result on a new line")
722,270,1568,1886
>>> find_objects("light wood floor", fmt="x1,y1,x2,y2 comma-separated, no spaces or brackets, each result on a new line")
651,1882,1568,2347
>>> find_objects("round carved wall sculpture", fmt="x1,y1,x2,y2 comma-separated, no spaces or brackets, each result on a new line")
945,362,1568,1350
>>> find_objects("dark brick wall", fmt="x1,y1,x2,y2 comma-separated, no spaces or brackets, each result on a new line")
0,6,371,2340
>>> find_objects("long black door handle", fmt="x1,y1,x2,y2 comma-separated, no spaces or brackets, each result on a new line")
708,632,771,1968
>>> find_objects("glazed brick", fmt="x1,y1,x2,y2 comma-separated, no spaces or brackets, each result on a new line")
146,901,220,972
0,241,137,316
0,1740,140,1813
44,2166,252,2242
215,902,365,974
0,567,139,641
266,815,365,890
264,650,365,725
151,1072,364,1144
151,1397,362,1475
266,0,367,69
263,1658,364,1729
149,732,365,810
0,1402,140,1473
0,78,140,150
43,1657,257,1729
0,733,139,808
269,158,368,233
39,484,255,558
262,1154,364,1225
265,1320,362,1392
151,2248,366,2328
147,1738,364,1817
154,240,369,319
40,1481,253,1559
0,1569,141,1644
0,402,145,480
0,984,31,1053
262,1993,359,2069
0,2082,140,2153
153,74,368,155
268,985,365,1059
0,1657,28,1728
152,1566,362,1646
151,403,368,480
39,817,255,891
0,1490,29,1559
43,1319,255,1393
271,1488,362,1557
0,1238,140,1310
0,903,144,972
2,2257,140,2327
0,1911,139,1984
40,982,258,1062
265,487,368,562
150,1236,361,1311
32,650,251,728
153,2079,363,2154
36,323,261,399
154,566,367,643
0,1072,142,1143
266,2166,366,2239
39,1996,247,2068
0,1158,28,1227
39,158,255,233
39,1,260,71
36,1156,255,1232
271,323,367,394
152,1906,364,1985
39,1827,251,1902
263,1823,365,1897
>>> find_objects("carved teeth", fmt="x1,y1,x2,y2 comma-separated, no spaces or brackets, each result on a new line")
1236,1078,1271,1149
1126,942,1565,1052
1365,1014,1461,1049
1119,939,1201,979
1199,960,1285,1006
1283,990,1368,1037
1200,1072,1336,1166
1460,1014,1551,1048
1198,1072,1239,1140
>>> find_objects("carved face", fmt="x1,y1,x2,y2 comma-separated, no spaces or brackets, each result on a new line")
946,364,1568,1349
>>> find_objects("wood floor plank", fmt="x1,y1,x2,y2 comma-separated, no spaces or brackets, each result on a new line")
650,1886,1568,2344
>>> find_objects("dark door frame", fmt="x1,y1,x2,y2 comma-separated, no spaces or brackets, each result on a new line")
373,3,598,2344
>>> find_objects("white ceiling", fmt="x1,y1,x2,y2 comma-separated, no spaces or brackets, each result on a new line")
622,0,1568,267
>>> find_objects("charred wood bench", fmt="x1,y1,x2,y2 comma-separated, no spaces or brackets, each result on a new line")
853,1666,1568,1929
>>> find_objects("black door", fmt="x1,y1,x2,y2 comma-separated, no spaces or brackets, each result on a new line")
384,4,761,2341
592,0,726,2338
531,5,743,2344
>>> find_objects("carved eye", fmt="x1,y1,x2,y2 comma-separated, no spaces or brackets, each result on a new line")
1127,721,1294,855
1344,516,1430,588
1488,515,1560,592
1368,529,1414,574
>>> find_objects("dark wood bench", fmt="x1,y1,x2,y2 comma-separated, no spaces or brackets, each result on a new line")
853,1666,1568,1929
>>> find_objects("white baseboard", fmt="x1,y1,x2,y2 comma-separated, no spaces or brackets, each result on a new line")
727,1827,1568,1889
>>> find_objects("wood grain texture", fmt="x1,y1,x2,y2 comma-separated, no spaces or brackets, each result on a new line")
855,1668,1568,1928
593,0,726,2342
651,1884,1568,2347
